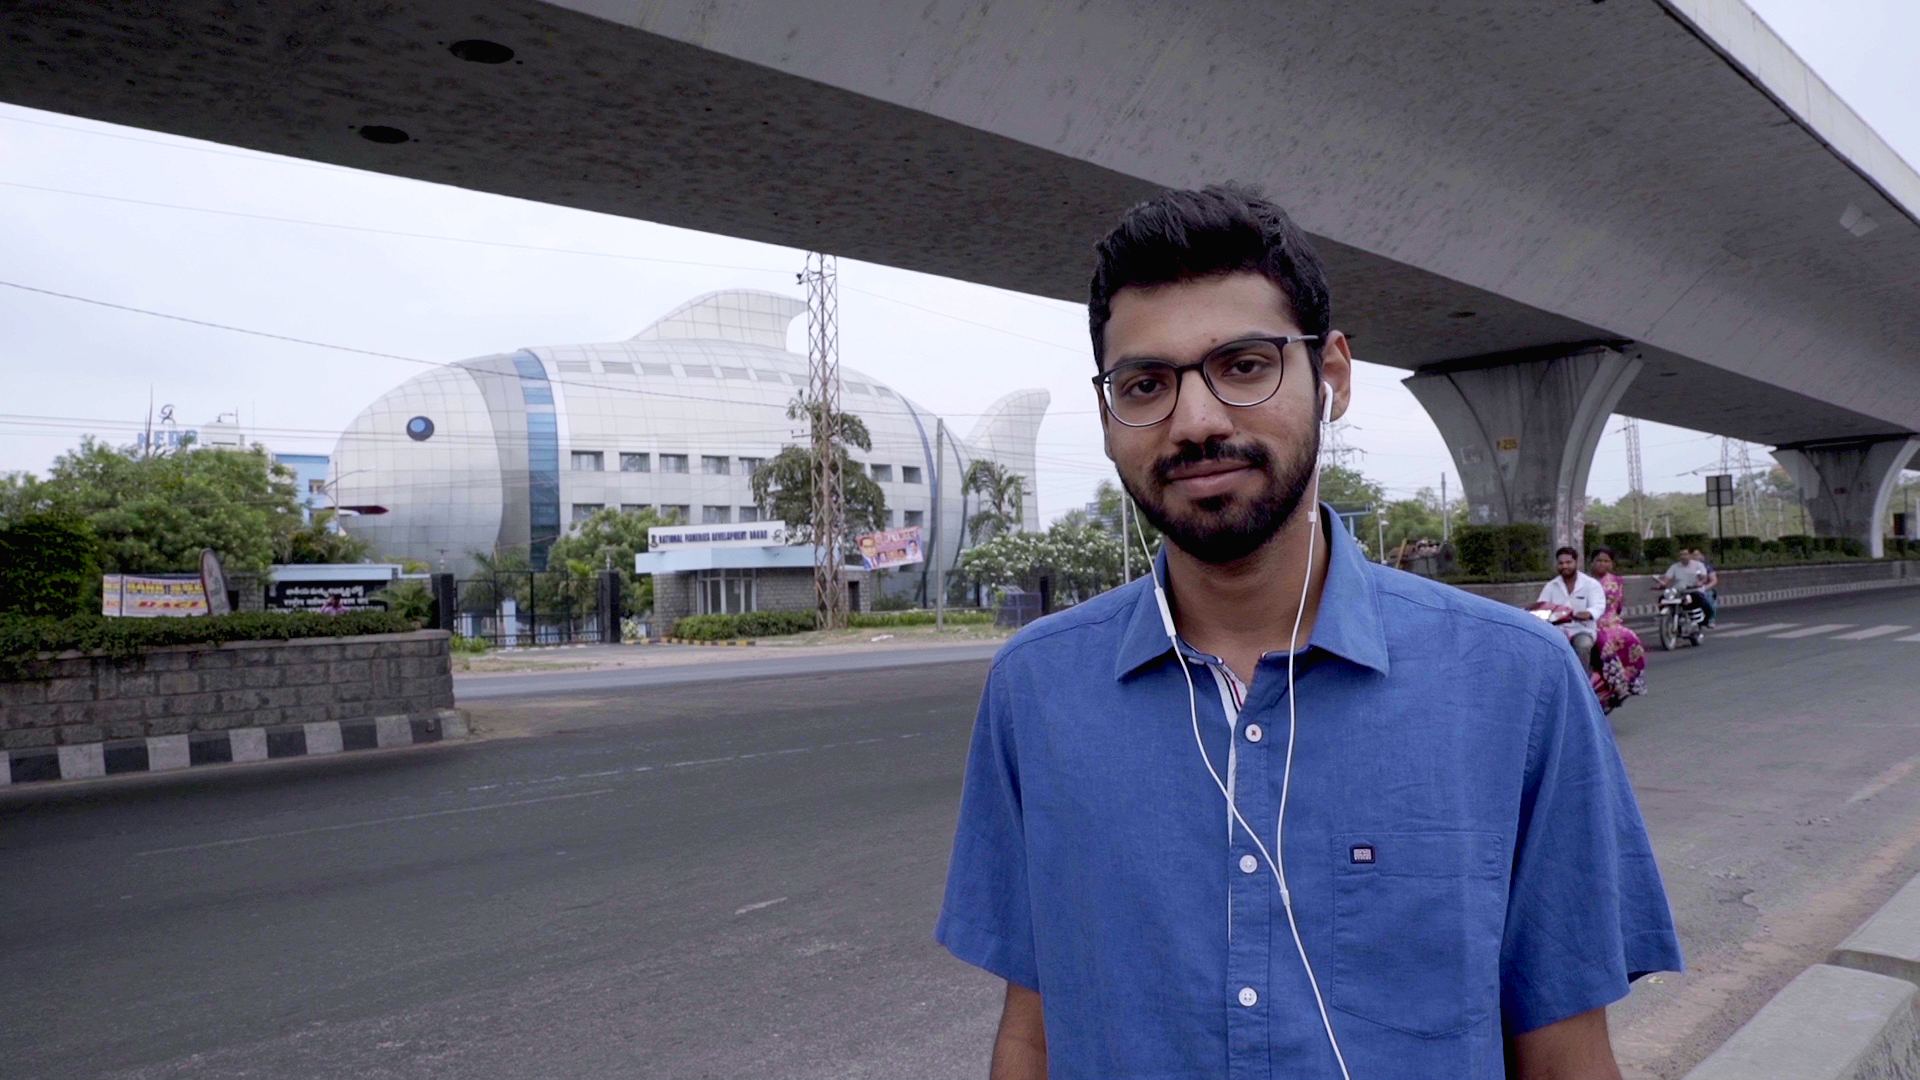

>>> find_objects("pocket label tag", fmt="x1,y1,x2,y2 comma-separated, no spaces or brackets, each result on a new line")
1350,844,1375,865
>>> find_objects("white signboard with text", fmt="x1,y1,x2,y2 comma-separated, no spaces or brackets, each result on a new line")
646,520,788,551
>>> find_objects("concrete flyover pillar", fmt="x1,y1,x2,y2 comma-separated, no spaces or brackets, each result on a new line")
1772,435,1920,559
1403,344,1641,552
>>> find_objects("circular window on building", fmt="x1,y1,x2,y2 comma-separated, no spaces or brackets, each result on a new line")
406,416,435,441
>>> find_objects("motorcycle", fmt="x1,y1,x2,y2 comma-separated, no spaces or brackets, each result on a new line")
1526,603,1618,711
1653,584,1708,650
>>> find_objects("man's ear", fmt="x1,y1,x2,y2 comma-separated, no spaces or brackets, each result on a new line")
1318,330,1354,424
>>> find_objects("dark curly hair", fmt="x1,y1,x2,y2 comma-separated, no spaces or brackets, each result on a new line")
1088,183,1331,379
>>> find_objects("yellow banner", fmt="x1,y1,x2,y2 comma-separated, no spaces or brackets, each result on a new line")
102,575,209,618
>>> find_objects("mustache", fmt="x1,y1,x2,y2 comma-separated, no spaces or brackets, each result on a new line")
1151,440,1273,486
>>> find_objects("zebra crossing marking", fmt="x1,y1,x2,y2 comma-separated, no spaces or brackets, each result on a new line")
1715,623,1798,638
1769,624,1857,639
1833,625,1913,641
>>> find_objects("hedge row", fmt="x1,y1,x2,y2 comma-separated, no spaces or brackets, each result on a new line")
0,611,419,677
670,608,999,640
673,611,818,640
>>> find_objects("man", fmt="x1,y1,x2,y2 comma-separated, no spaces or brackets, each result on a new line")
937,186,1680,1080
1692,548,1721,627
1535,545,1607,666
1658,549,1714,627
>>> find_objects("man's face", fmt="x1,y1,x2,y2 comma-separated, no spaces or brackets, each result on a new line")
1097,273,1349,565
1557,553,1577,578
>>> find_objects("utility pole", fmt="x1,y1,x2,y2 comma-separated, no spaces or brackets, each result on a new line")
933,417,945,630
802,252,846,630
1440,473,1450,544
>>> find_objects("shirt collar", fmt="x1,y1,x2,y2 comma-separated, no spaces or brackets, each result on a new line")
1112,505,1392,681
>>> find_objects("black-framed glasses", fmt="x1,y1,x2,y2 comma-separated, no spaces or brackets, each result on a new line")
1091,335,1317,428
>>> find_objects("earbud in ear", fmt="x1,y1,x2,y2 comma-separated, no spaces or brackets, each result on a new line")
1321,387,1335,425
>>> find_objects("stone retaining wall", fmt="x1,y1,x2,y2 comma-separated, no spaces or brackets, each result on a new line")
0,630,454,752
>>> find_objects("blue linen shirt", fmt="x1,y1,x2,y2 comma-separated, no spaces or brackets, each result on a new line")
936,517,1681,1079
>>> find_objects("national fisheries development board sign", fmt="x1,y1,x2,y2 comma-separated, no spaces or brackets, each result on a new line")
646,521,788,550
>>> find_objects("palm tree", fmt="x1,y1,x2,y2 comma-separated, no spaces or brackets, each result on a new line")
964,460,1028,542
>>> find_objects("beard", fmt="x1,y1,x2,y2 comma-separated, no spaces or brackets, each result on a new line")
1120,430,1319,566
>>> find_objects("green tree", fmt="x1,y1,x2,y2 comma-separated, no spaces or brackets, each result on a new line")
1093,478,1160,553
26,438,303,575
280,509,373,565
0,512,101,617
964,459,1029,541
545,506,665,615
749,396,887,544
1315,463,1384,517
960,516,1126,604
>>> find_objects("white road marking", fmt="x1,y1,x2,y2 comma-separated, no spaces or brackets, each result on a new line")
136,788,616,857
1901,633,1920,643
1849,758,1919,804
1834,625,1913,641
1769,624,1855,639
735,896,790,915
1715,623,1798,638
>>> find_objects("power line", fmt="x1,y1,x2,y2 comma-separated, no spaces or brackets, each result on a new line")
0,278,1059,420
0,179,1091,353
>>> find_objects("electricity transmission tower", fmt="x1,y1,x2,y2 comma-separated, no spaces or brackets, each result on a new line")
802,252,847,630
1320,420,1364,468
1623,418,1646,538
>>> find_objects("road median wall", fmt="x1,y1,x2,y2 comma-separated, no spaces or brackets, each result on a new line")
1684,870,1920,1080
1456,559,1920,614
0,630,457,785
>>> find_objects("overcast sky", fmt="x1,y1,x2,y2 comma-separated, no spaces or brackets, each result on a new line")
0,0,1913,524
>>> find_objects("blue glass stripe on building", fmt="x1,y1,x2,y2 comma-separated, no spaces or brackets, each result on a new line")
514,351,561,570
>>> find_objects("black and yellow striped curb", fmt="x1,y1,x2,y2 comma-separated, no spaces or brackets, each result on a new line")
650,638,757,647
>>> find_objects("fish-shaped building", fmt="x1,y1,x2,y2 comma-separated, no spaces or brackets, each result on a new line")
330,290,1048,601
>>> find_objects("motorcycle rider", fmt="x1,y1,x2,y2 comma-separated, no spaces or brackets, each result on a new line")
1692,547,1721,627
1534,545,1606,668
1657,549,1715,627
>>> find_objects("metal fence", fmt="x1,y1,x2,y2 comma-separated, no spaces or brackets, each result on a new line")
454,572,603,647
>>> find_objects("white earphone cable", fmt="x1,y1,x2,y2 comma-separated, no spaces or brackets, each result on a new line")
1131,458,1350,1078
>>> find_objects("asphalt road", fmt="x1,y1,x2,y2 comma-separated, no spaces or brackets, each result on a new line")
3,586,1918,1079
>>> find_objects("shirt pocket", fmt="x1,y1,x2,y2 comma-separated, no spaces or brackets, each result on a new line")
1328,830,1506,1038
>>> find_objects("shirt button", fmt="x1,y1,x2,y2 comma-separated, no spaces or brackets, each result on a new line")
1238,987,1259,1008
1245,724,1263,743
1239,854,1259,874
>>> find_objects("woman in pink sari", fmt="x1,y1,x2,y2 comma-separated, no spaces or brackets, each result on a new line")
1587,548,1646,712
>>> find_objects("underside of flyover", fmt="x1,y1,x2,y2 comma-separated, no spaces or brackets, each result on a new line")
4,0,1917,546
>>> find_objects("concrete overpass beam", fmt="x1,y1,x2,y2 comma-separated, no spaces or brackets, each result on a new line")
1404,346,1642,552
1772,436,1920,559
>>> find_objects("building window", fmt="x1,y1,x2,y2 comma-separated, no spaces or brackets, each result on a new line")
620,452,651,473
738,456,766,476
697,569,756,615
571,503,604,524
702,505,732,524
901,466,922,484
308,478,326,494
883,510,895,527
905,510,925,527
660,454,689,474
870,463,893,482
738,506,761,523
620,504,649,515
571,451,604,472
701,455,730,476
660,504,689,523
